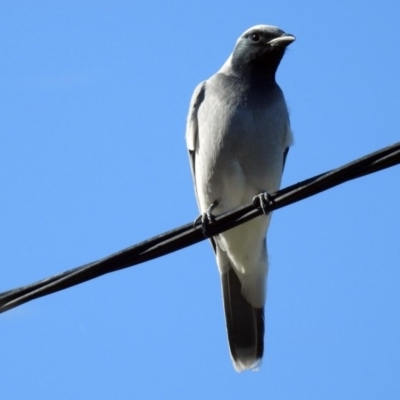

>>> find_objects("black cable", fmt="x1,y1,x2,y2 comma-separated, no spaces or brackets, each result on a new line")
0,141,399,314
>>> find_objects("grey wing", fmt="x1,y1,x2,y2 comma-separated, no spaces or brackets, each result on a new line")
282,147,289,172
282,122,294,172
186,81,206,203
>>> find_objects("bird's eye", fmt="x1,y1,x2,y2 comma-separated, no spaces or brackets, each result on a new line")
250,32,261,42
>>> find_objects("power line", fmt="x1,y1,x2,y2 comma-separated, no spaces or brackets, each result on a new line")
0,141,399,314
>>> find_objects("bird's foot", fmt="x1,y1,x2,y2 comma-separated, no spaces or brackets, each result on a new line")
193,201,218,237
252,192,273,215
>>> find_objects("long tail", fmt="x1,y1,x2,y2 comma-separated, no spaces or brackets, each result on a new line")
221,267,264,372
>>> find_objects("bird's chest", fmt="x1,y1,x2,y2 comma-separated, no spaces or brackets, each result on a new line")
197,84,287,184
195,90,287,209
213,99,284,166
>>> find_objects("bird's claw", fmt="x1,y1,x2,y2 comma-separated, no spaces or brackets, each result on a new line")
193,202,218,238
253,192,273,215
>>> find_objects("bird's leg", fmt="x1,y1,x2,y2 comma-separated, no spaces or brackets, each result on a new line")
194,200,218,237
252,192,273,215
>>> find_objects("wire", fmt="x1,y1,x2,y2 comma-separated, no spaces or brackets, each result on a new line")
0,141,399,314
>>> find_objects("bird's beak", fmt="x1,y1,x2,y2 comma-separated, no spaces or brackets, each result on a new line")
268,34,296,47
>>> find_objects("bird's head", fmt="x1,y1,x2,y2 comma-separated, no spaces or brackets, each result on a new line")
230,25,295,79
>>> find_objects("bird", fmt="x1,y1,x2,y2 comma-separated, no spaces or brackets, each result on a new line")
186,25,295,372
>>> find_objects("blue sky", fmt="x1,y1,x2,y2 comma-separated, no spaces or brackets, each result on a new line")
1,1,399,399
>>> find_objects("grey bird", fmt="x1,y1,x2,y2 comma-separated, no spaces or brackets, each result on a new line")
186,25,295,372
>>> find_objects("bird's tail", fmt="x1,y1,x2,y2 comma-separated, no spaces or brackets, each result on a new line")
221,267,264,372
